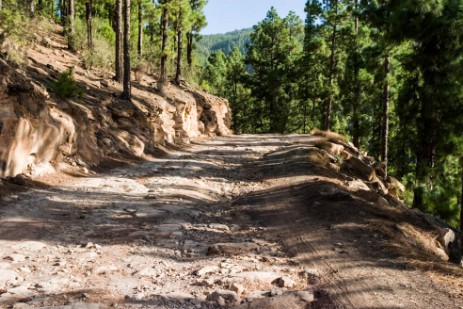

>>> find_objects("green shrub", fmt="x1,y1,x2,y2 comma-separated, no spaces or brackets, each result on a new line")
50,69,84,99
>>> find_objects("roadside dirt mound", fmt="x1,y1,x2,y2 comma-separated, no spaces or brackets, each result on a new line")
0,23,231,178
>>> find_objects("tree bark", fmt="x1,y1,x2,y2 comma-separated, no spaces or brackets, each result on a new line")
137,0,143,59
0,0,2,11
115,0,123,82
68,0,75,50
323,0,338,131
30,0,35,15
38,0,43,11
186,32,193,70
60,0,67,28
381,54,390,176
121,0,131,99
175,8,183,85
352,1,360,147
158,0,169,93
86,0,93,51
460,162,463,257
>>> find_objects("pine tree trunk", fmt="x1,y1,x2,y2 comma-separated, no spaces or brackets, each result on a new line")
186,32,193,70
323,0,338,131
86,0,93,51
352,3,360,147
38,0,43,11
158,0,169,93
137,0,142,59
30,0,35,15
381,55,390,176
460,162,463,258
68,0,75,50
121,0,131,99
115,0,123,82
175,9,183,85
0,0,2,11
60,0,67,28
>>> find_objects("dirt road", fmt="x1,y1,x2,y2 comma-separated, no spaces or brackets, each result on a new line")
0,135,462,308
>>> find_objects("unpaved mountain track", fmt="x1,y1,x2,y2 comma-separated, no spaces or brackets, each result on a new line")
0,135,462,309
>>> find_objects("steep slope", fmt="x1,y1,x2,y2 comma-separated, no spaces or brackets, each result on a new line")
0,23,231,178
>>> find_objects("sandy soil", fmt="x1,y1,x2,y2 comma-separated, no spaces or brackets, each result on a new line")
0,135,462,309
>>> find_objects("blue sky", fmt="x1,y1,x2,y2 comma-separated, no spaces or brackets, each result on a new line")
202,0,306,35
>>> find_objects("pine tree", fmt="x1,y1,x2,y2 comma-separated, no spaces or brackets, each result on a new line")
137,0,142,58
186,0,207,70
114,0,123,82
158,0,170,93
86,0,93,51
68,0,75,50
121,0,131,99
246,7,303,133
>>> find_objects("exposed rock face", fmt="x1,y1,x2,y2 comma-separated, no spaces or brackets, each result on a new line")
0,58,231,177
0,59,76,177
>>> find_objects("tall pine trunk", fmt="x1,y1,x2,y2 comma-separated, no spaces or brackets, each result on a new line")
352,2,361,147
86,0,93,51
38,0,43,12
460,162,463,258
29,0,35,15
186,32,193,70
137,0,142,59
68,0,75,50
323,0,338,131
121,0,131,99
175,8,183,85
0,0,2,11
60,0,67,28
115,0,123,82
158,0,169,93
381,54,390,176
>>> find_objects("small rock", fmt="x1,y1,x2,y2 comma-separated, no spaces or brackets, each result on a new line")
194,265,219,277
230,283,245,295
207,290,240,306
294,290,315,302
303,268,320,277
271,288,284,296
273,276,296,288
196,279,214,287
3,254,25,263
208,223,230,231
134,267,159,277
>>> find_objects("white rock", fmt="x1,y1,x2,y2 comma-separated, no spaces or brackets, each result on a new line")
230,283,245,295
134,267,159,277
12,241,47,251
194,265,219,277
207,290,240,305
273,276,296,288
0,270,19,288
94,264,118,274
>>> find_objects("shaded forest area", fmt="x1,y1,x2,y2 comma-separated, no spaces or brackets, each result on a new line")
1,1,463,231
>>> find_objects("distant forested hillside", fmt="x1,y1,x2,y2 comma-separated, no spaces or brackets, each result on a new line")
195,28,252,65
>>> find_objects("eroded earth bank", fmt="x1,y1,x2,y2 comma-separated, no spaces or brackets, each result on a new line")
1,135,462,309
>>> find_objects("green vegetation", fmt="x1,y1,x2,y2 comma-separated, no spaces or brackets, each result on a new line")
1,0,463,230
50,69,83,99
201,1,463,229
195,28,252,65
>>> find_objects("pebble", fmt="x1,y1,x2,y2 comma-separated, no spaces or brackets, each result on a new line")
194,265,219,277
273,276,296,288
